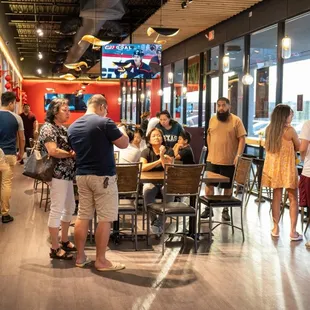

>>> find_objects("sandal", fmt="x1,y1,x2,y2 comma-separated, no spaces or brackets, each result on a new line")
290,232,303,241
50,248,73,260
61,241,77,252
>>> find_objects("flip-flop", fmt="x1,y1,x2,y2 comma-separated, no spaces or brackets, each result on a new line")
75,257,92,268
290,233,303,241
96,262,125,272
271,231,279,238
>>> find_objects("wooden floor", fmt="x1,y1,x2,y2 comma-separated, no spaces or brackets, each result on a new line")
1,165,310,310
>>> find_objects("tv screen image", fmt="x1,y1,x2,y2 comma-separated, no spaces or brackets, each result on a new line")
44,93,93,111
101,43,162,79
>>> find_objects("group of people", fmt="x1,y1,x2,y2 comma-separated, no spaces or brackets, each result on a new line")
1,90,309,271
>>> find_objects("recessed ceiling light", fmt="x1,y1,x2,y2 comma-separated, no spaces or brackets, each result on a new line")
37,68,42,75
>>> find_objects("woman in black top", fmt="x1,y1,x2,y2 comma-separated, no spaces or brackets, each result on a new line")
140,128,174,234
39,98,76,260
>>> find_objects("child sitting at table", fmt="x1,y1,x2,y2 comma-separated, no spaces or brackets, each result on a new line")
173,131,195,164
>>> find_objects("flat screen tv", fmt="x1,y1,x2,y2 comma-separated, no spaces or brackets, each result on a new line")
44,93,93,111
101,43,162,79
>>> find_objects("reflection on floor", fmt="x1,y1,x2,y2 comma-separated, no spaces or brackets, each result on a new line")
0,165,309,310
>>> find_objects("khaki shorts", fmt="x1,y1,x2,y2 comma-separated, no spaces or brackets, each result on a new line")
76,175,118,222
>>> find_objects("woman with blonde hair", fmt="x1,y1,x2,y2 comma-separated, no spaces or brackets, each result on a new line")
262,104,302,241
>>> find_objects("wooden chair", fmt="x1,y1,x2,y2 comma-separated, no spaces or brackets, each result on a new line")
147,164,205,255
115,162,142,250
198,156,252,242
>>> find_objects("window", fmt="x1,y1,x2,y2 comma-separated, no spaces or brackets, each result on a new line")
210,46,219,115
223,37,244,118
248,25,277,137
173,60,184,124
163,64,171,112
282,13,310,134
186,54,199,127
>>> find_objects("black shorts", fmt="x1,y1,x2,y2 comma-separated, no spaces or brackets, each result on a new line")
206,162,235,189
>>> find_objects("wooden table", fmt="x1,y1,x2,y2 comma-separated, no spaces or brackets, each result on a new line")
141,170,230,184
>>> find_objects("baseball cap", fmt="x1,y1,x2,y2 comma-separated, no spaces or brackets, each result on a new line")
133,49,144,57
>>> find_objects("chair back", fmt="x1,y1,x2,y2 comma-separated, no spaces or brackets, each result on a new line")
198,146,207,164
233,157,252,198
163,164,205,198
116,162,142,195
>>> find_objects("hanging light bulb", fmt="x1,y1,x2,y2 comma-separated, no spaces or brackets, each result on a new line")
168,72,173,84
140,93,145,101
127,95,132,103
282,36,291,59
132,87,136,92
147,90,151,97
122,86,126,93
117,97,122,105
157,89,163,96
242,73,254,85
222,55,230,73
182,86,187,95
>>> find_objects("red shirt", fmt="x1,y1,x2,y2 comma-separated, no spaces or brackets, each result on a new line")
20,112,36,137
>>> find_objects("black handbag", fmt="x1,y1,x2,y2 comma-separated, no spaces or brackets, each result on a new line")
23,147,55,182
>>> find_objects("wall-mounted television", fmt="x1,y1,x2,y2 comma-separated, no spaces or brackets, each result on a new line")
44,93,93,111
101,43,162,79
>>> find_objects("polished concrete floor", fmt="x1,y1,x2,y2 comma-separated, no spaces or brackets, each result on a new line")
0,165,310,310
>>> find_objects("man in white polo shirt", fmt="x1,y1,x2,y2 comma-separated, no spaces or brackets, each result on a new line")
299,120,310,248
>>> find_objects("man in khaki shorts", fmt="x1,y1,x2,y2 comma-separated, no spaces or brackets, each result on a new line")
68,94,128,271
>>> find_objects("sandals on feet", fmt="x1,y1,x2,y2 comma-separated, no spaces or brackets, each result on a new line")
290,232,303,241
96,262,125,272
50,248,73,260
76,257,92,268
61,241,77,252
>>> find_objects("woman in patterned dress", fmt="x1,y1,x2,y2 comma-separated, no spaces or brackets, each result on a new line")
262,104,302,241
39,98,76,259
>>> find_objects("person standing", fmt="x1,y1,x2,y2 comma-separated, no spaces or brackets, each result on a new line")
19,104,39,164
262,104,301,241
155,110,184,149
68,94,129,271
299,120,310,247
202,97,246,221
0,91,25,223
39,98,76,260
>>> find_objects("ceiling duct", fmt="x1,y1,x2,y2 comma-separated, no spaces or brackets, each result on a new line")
50,53,68,65
53,38,74,53
55,17,83,36
66,0,125,64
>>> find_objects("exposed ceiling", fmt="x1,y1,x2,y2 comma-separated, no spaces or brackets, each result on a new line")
1,0,164,78
1,0,264,79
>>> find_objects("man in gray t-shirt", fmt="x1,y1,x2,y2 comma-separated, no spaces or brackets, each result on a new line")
0,91,25,223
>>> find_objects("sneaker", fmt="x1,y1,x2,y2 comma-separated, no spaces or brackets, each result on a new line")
2,214,14,223
222,208,230,221
201,207,214,219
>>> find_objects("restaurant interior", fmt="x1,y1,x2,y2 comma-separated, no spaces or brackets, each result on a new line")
0,0,310,309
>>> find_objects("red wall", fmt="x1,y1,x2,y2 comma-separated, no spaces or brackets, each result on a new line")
150,79,161,117
22,80,121,124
